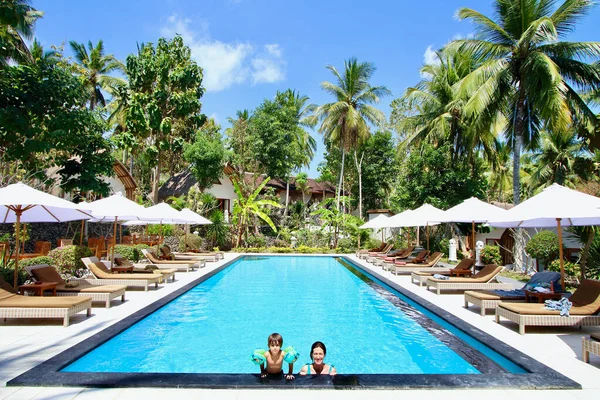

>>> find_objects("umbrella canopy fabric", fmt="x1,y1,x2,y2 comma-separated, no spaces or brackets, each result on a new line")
440,197,508,223
86,192,156,222
179,208,212,225
488,184,600,228
384,209,415,228
143,203,191,224
0,182,93,287
0,182,92,223
359,214,390,230
395,204,445,227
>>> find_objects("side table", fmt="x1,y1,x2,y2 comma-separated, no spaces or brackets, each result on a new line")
524,290,563,303
18,282,58,296
111,266,134,274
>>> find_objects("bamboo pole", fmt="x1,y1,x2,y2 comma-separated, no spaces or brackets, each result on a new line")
79,220,85,246
471,221,475,258
110,216,118,267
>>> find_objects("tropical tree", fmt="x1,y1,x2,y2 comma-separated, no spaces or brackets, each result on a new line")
314,57,391,210
391,46,499,171
29,39,60,64
232,178,282,247
0,0,43,66
526,128,595,188
453,0,600,205
225,109,253,184
184,118,226,191
486,140,513,202
69,40,125,110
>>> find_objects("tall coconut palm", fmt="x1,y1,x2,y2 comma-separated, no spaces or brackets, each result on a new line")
0,0,43,66
527,128,595,187
29,39,60,65
69,40,125,110
225,109,253,184
314,58,391,210
395,46,499,169
486,140,513,202
453,0,600,205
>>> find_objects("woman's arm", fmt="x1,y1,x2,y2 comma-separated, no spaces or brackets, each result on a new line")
299,364,308,375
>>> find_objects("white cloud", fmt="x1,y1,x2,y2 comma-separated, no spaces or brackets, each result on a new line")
160,14,285,92
423,45,440,66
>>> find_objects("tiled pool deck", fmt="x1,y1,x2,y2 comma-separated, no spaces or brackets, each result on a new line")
1,254,599,399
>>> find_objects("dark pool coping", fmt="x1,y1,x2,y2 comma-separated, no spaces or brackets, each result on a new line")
8,254,580,390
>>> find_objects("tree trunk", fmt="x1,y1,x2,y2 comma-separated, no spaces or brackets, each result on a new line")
354,151,364,220
336,148,345,212
284,180,290,218
152,149,161,204
512,89,526,206
580,228,595,280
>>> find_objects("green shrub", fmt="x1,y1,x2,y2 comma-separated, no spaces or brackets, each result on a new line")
245,235,267,248
526,230,560,265
437,238,450,256
548,259,580,277
147,224,175,236
113,245,142,262
179,233,203,252
19,256,54,268
480,245,502,265
336,237,355,253
0,267,28,286
48,245,94,275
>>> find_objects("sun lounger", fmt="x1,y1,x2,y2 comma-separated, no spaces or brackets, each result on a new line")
376,246,416,267
0,277,92,327
159,245,220,262
24,264,126,309
426,264,513,295
141,249,203,272
583,332,600,363
391,252,443,275
495,279,600,334
411,258,475,286
113,253,176,282
356,243,386,258
463,271,562,315
81,257,162,292
364,244,393,261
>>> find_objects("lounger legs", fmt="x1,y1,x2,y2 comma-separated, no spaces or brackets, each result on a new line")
63,315,69,327
583,337,589,363
121,294,126,302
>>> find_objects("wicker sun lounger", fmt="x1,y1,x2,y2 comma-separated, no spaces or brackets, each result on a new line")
356,243,386,258
463,271,562,315
391,252,443,275
583,332,600,363
81,257,162,292
411,258,474,286
0,277,92,327
375,247,416,267
159,245,220,262
426,264,513,295
141,250,203,272
496,279,600,335
112,254,176,283
24,264,126,309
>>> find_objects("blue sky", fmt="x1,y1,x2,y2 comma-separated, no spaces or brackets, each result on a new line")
34,0,600,178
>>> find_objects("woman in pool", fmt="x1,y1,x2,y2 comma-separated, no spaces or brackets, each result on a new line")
299,341,336,376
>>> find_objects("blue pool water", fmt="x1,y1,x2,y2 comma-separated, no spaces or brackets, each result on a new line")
63,256,521,374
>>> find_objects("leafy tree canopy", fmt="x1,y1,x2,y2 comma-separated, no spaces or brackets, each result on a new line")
0,61,114,194
391,142,487,211
184,118,226,191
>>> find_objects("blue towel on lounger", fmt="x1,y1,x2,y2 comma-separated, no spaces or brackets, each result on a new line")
432,274,449,280
544,297,572,317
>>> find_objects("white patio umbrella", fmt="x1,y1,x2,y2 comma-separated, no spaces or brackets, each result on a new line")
179,208,212,225
86,193,157,266
440,197,509,257
359,214,390,244
0,182,93,287
384,209,417,246
398,204,445,250
489,184,600,289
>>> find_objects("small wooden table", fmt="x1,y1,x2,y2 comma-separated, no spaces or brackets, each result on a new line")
111,266,134,274
449,269,473,277
524,290,563,303
18,282,58,296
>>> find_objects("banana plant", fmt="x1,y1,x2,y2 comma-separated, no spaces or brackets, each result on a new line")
232,178,282,247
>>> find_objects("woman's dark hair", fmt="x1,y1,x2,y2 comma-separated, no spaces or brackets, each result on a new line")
310,341,327,359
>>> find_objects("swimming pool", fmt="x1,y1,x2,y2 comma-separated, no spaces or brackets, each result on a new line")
9,255,579,389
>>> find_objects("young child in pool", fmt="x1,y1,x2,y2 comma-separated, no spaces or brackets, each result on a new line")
261,332,295,380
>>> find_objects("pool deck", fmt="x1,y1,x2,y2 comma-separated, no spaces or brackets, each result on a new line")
0,253,599,399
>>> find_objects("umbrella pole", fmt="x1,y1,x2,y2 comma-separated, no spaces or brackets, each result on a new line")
79,220,84,246
426,224,430,251
416,226,420,247
471,221,475,258
557,218,565,291
119,224,122,244
111,216,117,268
13,209,22,288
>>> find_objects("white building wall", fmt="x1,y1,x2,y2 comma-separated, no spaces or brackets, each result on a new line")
205,176,237,213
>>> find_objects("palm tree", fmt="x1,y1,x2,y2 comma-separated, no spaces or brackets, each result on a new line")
29,39,60,65
232,178,282,247
225,109,254,189
0,0,43,66
453,0,600,205
394,47,499,169
486,140,513,202
69,40,125,110
314,58,391,210
527,128,595,188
